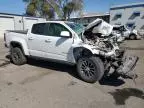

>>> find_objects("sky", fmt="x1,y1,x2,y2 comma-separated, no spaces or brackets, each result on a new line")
0,0,144,15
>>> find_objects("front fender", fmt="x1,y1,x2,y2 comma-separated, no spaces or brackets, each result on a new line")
72,43,118,58
73,43,101,55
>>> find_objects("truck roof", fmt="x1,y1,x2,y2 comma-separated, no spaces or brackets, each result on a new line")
35,21,74,24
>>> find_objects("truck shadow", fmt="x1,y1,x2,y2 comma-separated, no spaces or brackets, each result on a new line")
6,55,125,86
99,76,125,87
27,58,79,79
109,88,144,105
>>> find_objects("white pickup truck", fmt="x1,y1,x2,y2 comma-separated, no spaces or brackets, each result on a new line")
4,19,138,83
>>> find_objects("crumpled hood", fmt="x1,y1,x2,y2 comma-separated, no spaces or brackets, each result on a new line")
84,18,113,36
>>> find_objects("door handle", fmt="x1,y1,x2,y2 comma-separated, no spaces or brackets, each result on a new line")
45,40,51,43
28,37,34,40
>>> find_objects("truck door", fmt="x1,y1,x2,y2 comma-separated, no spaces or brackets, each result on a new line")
28,23,52,57
42,23,73,62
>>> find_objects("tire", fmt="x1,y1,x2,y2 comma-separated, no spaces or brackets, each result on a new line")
11,47,27,65
129,34,136,40
77,56,104,83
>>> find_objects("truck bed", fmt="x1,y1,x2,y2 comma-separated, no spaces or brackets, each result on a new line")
7,30,28,34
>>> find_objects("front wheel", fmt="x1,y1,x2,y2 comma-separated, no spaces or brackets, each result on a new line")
77,56,104,83
129,34,136,40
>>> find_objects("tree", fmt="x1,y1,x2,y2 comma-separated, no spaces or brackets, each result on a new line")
23,0,55,19
50,0,83,20
23,0,83,20
41,1,55,19
63,0,83,20
25,0,37,16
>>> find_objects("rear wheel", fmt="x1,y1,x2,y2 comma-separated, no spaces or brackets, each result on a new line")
77,56,104,83
11,47,27,65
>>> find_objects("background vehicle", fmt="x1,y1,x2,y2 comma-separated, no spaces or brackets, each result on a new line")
113,25,141,40
4,19,138,83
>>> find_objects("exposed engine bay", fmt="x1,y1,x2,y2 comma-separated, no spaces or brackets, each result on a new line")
82,19,139,79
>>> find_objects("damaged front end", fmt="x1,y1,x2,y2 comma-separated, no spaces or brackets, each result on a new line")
83,18,139,79
116,56,139,79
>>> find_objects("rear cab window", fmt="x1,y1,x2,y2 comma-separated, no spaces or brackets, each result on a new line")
31,23,46,35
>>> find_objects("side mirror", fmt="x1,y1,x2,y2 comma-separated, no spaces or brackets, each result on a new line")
60,31,70,37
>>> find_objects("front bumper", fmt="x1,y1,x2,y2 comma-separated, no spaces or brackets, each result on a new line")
117,56,139,79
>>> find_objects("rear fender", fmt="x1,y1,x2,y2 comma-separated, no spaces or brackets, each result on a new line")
10,39,29,55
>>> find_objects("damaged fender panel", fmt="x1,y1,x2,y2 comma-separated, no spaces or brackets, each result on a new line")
73,43,119,59
73,43,115,57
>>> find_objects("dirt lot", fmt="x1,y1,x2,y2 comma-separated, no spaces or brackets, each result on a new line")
0,39,144,108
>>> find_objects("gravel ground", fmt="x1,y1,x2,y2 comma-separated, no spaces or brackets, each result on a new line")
0,39,144,108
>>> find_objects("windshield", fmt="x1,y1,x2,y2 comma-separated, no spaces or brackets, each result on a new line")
66,22,84,38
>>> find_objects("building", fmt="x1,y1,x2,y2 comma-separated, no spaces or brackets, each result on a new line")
110,2,144,31
70,13,110,26
0,13,46,38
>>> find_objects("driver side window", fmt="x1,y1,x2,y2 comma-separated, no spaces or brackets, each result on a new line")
48,23,70,37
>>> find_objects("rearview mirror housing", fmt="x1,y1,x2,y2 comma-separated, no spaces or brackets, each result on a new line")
60,31,70,37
